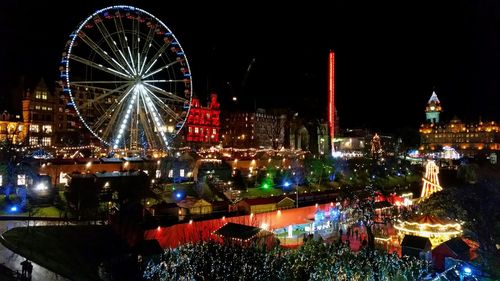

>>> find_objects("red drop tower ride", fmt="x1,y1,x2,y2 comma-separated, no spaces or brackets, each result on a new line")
328,50,335,156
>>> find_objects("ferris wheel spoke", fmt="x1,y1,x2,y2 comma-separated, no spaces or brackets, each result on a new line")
92,102,110,117
132,17,139,57
141,59,180,79
113,15,138,75
143,79,187,83
93,16,130,69
71,80,129,84
143,82,187,104
143,86,182,122
90,84,136,129
141,88,169,146
113,15,131,64
138,98,160,147
77,31,132,76
150,96,182,123
92,100,123,135
141,42,171,76
139,27,155,67
101,101,127,141
70,54,130,79
71,83,131,103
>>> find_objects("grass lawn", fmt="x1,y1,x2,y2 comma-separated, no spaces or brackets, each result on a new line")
0,195,65,217
242,187,286,198
0,206,64,217
2,225,132,281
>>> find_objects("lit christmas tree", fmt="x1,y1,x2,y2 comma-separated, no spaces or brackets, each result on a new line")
371,133,382,159
420,160,443,199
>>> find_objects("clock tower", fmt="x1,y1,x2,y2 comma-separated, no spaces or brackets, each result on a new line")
425,91,442,124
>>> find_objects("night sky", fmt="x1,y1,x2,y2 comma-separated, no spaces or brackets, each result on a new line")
1,0,500,132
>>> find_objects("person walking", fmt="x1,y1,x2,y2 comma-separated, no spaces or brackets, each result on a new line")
27,261,33,280
20,259,29,278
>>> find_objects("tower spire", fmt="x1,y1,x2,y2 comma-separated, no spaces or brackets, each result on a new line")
425,90,442,123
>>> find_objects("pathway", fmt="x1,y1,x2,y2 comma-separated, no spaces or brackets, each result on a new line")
0,220,71,281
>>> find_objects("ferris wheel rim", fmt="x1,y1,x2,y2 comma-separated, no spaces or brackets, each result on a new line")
61,5,193,150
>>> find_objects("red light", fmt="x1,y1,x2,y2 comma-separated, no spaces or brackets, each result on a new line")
328,51,335,155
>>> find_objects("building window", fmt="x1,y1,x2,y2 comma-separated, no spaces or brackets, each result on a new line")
35,91,48,100
213,128,217,134
42,137,51,146
180,169,185,177
17,175,26,186
29,125,39,133
194,127,199,133
155,170,161,179
29,137,38,145
168,169,173,178
0,175,2,186
35,105,41,110
42,106,47,111
42,125,52,133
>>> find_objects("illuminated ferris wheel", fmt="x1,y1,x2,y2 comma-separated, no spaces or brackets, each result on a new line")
59,5,192,151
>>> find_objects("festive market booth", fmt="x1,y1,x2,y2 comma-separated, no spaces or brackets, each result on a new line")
394,215,463,248
212,222,275,249
432,237,473,271
374,201,393,220
401,235,432,261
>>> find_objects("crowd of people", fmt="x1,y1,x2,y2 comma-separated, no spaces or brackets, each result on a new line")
143,239,428,281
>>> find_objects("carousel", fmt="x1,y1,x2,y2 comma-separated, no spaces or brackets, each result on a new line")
394,214,463,248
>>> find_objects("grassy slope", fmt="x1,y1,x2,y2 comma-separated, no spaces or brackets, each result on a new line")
2,225,130,281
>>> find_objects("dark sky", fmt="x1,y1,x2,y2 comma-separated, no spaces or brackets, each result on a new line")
1,0,500,132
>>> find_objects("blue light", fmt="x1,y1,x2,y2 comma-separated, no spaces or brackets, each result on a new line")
283,181,291,187
463,267,472,275
175,192,183,199
9,206,18,212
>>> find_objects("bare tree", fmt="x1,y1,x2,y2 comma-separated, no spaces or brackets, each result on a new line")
263,114,286,149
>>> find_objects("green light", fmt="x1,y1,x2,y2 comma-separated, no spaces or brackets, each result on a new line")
263,183,269,189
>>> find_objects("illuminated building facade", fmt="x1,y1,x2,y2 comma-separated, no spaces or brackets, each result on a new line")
420,91,500,157
0,111,27,144
55,85,94,146
23,79,57,146
185,93,220,145
221,109,286,149
21,79,95,147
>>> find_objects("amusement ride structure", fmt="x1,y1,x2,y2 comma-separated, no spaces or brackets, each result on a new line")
420,160,443,199
59,5,192,152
